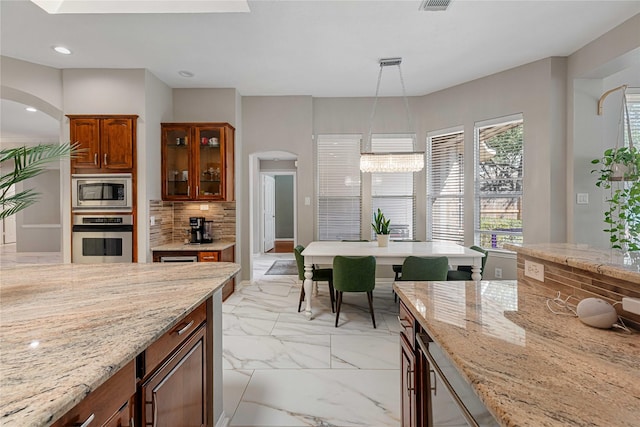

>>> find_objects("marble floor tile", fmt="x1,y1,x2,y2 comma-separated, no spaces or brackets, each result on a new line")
230,369,400,427
224,335,331,369
224,253,401,426
331,334,399,369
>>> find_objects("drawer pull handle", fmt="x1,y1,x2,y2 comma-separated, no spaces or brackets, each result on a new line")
93,153,98,165
103,153,108,166
397,315,411,328
78,413,95,427
406,366,414,396
176,320,194,336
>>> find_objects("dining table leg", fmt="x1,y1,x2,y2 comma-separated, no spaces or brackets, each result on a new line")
303,262,313,319
471,265,482,281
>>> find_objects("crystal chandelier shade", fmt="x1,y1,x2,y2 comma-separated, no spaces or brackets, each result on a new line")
360,57,424,173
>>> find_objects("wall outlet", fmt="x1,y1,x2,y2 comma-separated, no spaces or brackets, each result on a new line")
576,193,589,204
524,260,544,281
200,204,209,211
622,297,640,315
149,216,156,226
494,267,502,279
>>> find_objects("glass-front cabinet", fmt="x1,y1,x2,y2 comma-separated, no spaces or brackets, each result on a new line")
161,123,235,201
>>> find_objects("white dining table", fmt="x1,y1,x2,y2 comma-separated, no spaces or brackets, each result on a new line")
300,240,485,318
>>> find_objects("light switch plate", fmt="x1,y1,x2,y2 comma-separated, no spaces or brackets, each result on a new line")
200,204,209,211
576,193,589,204
524,260,544,281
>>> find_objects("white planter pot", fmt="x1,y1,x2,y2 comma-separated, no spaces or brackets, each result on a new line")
610,163,637,181
377,234,389,247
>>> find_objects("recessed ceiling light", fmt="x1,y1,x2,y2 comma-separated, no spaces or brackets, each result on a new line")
25,107,38,112
178,70,194,78
53,46,72,55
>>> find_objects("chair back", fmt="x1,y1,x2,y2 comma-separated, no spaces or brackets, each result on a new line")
293,245,306,281
333,255,376,292
401,256,449,281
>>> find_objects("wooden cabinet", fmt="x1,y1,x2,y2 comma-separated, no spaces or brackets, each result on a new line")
51,360,135,427
161,122,235,201
69,115,137,171
399,300,418,427
140,322,207,427
52,299,214,427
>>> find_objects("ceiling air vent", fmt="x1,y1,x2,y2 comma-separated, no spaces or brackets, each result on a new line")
419,0,451,11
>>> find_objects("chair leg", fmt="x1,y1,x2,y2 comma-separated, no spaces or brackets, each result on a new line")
367,291,376,329
335,291,343,327
328,280,336,313
297,283,305,313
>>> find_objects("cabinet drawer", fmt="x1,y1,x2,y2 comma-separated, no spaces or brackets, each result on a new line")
52,360,135,427
399,301,415,349
198,251,219,262
144,302,207,375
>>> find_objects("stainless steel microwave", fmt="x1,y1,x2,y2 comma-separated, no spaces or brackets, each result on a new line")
72,174,133,211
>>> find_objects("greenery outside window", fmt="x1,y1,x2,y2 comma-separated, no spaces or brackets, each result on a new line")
474,114,524,249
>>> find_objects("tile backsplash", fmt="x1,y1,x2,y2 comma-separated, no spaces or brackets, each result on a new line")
149,200,236,247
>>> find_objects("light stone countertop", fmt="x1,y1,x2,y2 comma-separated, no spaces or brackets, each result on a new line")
0,262,240,427
504,242,640,283
393,279,639,427
151,240,235,252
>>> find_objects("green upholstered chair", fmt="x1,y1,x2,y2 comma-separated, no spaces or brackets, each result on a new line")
332,255,377,328
447,246,488,281
294,245,335,313
400,256,449,281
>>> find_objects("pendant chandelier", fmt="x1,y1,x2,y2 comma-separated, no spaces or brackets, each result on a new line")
360,57,424,173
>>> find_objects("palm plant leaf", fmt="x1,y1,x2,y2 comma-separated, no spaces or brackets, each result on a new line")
0,142,81,219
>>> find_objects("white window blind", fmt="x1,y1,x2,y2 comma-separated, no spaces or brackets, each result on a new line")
316,135,362,241
370,135,416,240
474,115,524,249
427,129,464,244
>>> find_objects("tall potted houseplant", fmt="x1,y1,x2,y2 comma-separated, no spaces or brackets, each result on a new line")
591,91,640,252
372,208,391,247
1,143,79,219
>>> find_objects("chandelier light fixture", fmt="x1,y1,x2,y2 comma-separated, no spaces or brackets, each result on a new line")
360,57,424,173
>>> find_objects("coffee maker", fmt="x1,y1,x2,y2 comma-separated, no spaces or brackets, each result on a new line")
189,217,205,244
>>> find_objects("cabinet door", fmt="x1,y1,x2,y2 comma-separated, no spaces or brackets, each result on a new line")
141,323,206,427
70,118,101,169
102,118,134,169
195,126,224,200
401,334,416,427
162,125,193,200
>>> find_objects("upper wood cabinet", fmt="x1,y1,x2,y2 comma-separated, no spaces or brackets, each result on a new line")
161,122,235,202
68,115,138,171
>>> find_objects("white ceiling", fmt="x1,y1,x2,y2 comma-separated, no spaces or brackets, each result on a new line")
1,0,639,139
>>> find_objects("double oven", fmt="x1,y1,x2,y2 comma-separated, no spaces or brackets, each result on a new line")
71,174,133,263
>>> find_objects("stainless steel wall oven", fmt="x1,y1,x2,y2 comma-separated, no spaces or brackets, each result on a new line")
72,214,133,263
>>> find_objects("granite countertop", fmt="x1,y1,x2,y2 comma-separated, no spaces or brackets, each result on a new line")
151,240,235,251
0,262,240,427
393,279,639,427
505,242,640,283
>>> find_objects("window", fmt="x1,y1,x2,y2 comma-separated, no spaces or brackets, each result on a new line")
370,135,416,240
626,91,640,145
316,135,362,240
427,128,464,244
475,115,524,249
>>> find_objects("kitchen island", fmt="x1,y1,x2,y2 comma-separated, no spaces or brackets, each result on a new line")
393,279,639,426
0,262,240,427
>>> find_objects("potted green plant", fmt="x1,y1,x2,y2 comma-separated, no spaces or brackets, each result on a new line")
372,208,391,247
591,149,640,252
1,143,80,219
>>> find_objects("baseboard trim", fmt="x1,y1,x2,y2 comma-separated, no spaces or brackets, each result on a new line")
215,411,230,427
